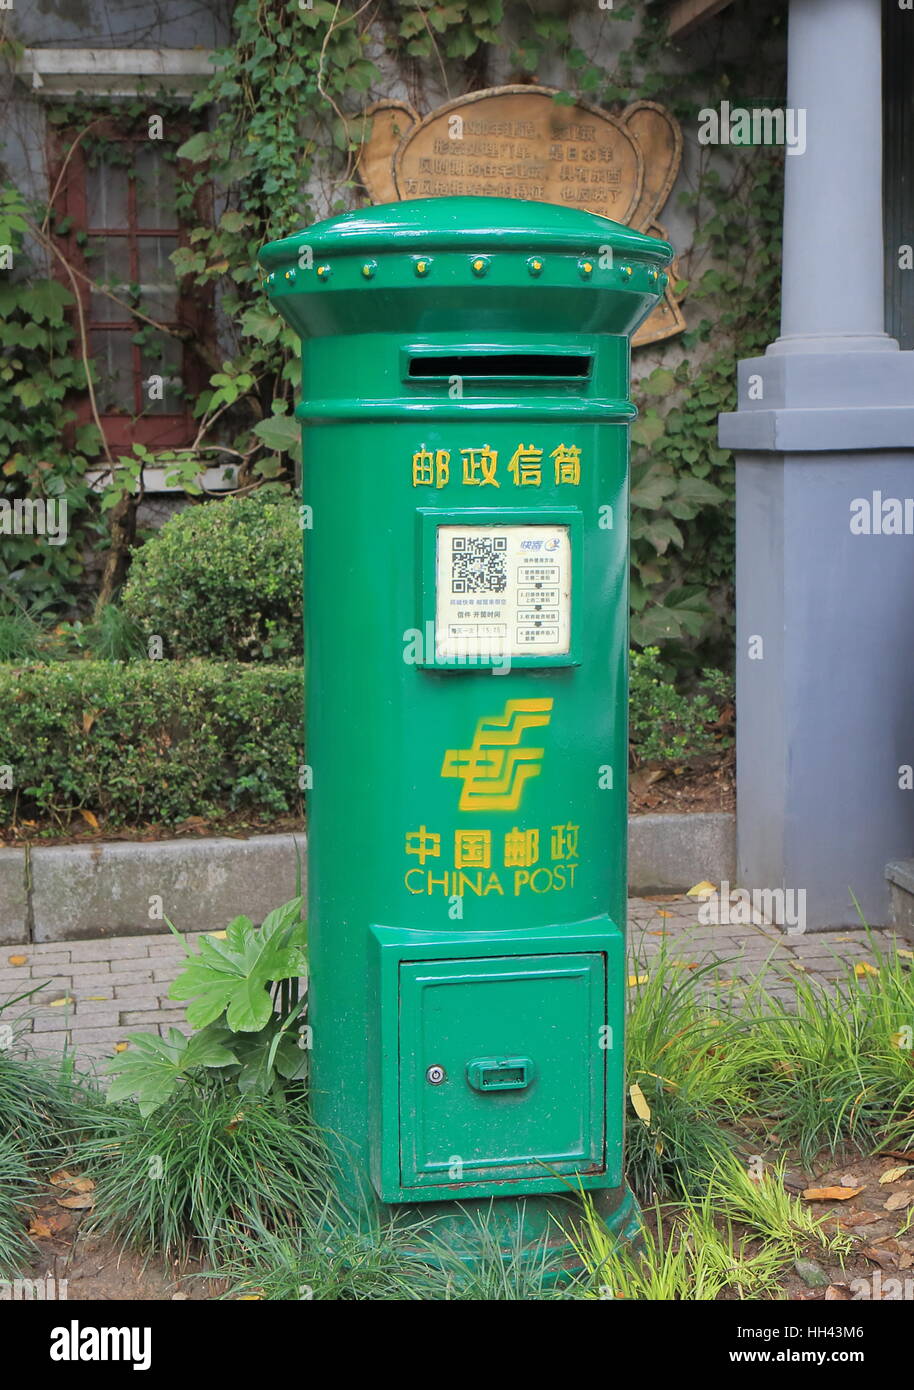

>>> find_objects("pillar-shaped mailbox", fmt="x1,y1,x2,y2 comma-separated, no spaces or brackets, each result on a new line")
260,197,671,1252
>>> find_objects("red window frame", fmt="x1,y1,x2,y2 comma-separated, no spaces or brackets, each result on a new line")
48,118,213,452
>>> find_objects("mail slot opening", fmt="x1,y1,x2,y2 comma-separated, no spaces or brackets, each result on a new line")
408,353,592,380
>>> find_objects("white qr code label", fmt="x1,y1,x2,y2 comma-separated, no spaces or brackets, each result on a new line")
435,523,571,659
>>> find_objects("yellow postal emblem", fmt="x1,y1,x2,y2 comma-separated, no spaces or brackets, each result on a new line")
441,698,553,811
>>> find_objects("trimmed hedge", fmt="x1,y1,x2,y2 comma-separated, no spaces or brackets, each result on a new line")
0,662,303,828
121,493,303,662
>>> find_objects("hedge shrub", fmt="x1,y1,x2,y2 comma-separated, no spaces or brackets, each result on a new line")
629,647,734,766
0,662,303,828
121,493,303,662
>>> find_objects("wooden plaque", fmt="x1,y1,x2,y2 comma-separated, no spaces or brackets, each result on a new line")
358,87,686,349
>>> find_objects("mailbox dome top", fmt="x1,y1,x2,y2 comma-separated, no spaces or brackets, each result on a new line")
259,195,673,269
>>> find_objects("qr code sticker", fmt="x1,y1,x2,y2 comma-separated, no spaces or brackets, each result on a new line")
451,535,508,594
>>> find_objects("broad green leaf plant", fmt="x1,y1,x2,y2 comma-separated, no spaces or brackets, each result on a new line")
106,897,309,1115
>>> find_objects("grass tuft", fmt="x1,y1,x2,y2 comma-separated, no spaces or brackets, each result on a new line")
73,1083,336,1263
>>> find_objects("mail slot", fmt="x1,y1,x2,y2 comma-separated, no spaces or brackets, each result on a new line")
259,196,672,1262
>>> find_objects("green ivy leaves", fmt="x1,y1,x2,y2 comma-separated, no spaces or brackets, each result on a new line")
252,414,300,453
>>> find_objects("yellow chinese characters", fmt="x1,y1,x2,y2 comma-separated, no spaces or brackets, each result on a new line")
402,821,581,897
411,442,583,488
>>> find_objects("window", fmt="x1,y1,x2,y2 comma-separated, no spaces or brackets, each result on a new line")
49,119,211,450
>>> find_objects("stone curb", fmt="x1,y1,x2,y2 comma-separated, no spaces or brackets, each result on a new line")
0,849,28,946
628,811,735,896
1,815,734,944
0,834,306,944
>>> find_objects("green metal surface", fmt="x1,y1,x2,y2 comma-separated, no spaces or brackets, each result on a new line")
259,195,671,1262
401,953,603,1187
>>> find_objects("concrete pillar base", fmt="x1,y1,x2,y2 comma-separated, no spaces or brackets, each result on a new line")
721,350,914,929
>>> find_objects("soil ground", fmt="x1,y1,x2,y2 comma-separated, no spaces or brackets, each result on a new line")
21,1182,217,1300
630,748,735,815
17,1144,913,1300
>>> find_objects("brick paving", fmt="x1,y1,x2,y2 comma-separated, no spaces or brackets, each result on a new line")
0,897,901,1070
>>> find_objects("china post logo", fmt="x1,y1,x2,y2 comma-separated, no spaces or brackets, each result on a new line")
441,699,553,811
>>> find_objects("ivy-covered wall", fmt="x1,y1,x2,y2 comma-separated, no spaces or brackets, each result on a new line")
0,0,787,669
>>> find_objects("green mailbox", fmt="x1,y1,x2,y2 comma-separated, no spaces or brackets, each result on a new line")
259,196,672,1260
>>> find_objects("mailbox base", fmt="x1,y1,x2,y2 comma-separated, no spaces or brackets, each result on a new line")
385,1183,643,1284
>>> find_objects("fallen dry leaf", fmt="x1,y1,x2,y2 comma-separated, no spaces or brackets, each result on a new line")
207,930,228,940
27,1218,54,1239
825,1284,853,1300
113,1041,129,1053
7,954,27,967
897,949,914,961
854,961,879,978
627,973,649,987
629,1082,652,1125
47,997,73,1008
78,809,99,830
41,1210,73,1236
900,1253,914,1270
880,1165,912,1184
838,1210,881,1228
687,880,717,901
884,1191,914,1212
657,909,673,918
50,1170,94,1194
802,1186,863,1202
861,1247,897,1269
55,1193,95,1210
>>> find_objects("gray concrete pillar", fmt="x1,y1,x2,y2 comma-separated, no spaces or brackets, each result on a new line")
774,0,891,351
720,0,914,928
